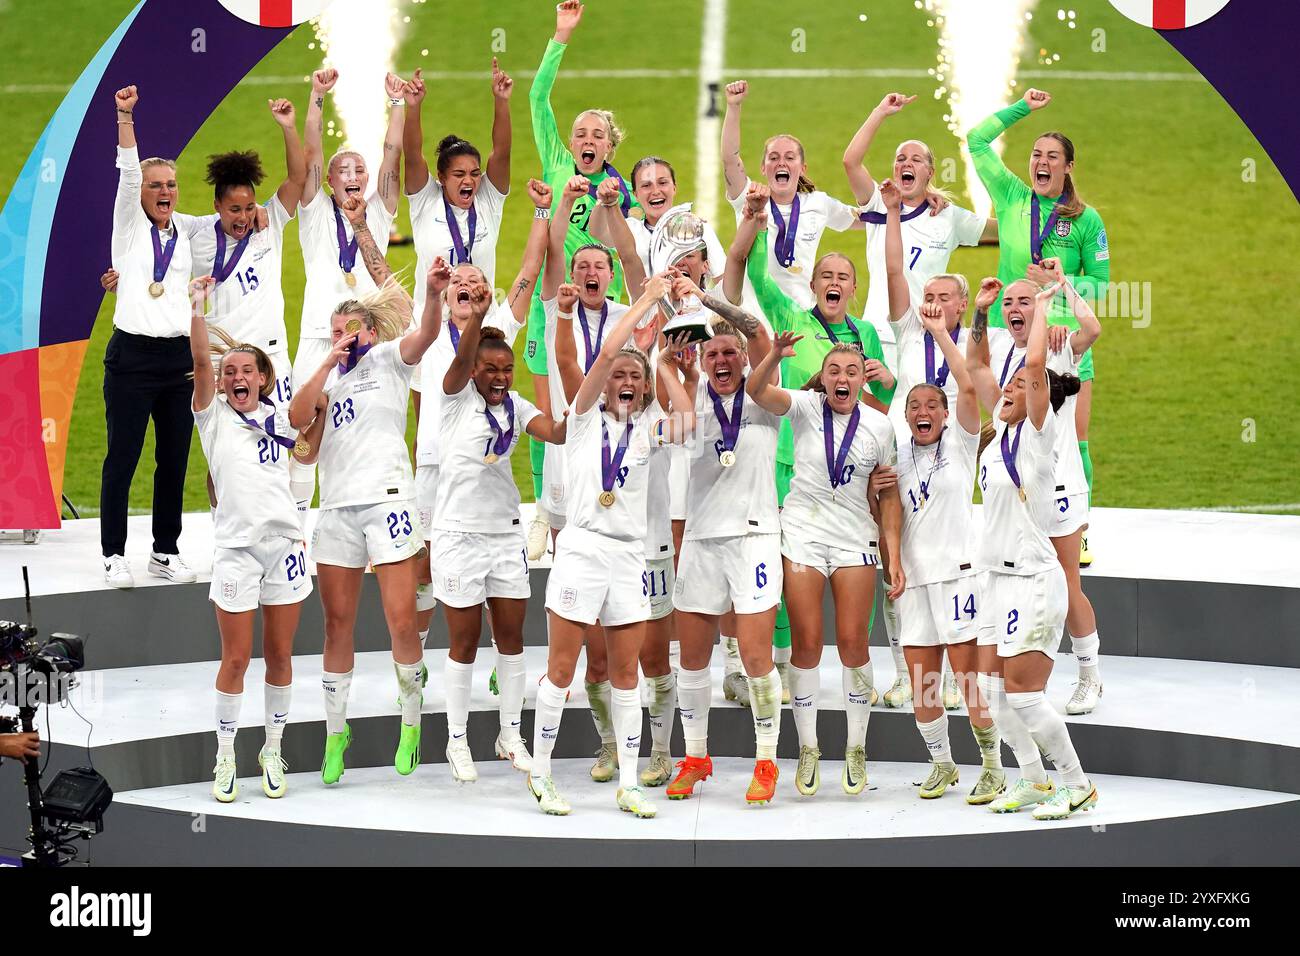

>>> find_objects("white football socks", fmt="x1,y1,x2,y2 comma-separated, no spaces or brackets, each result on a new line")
585,679,615,745
495,650,527,738
979,673,1047,785
677,666,711,758
444,657,474,739
883,594,907,683
215,690,241,757
322,670,352,736
772,643,792,667
531,676,569,780
971,721,1003,770
748,668,782,760
394,660,423,728
1007,689,1089,789
787,663,819,749
646,672,677,754
263,682,291,751
916,714,952,765
721,635,741,676
843,662,874,750
611,685,642,789
1071,631,1101,680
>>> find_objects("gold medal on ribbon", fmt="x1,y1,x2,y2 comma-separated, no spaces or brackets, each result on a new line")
294,438,311,457
598,490,616,508
148,281,165,298
1018,486,1027,503
787,264,802,275
719,450,737,468
344,271,357,288
344,318,363,334
484,453,499,464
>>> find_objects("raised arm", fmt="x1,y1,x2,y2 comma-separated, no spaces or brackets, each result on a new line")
530,2,583,171
442,263,490,396
720,80,749,202
880,178,912,321
269,97,307,213
1040,257,1101,356
573,277,666,416
594,177,645,298
401,67,429,195
115,85,137,150
723,191,766,305
966,89,1048,203
302,69,337,205
744,330,798,416
291,396,329,466
401,259,445,368
918,302,979,435
377,72,406,215
1025,283,1055,430
504,180,555,323
485,58,513,194
552,282,585,405
841,93,915,205
290,333,352,430
342,196,397,291
966,277,1003,413
112,86,142,246
188,277,217,412
543,175,588,299
653,332,698,444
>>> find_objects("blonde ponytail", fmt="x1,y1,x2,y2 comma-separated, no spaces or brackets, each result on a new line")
336,274,413,344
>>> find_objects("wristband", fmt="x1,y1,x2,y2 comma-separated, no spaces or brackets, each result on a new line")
388,98,404,107
534,207,551,220
599,197,618,208
556,311,574,321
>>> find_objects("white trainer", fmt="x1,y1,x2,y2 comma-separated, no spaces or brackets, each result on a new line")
258,746,288,799
528,774,570,815
1032,779,1099,820
494,733,532,773
1066,674,1103,715
942,669,963,710
148,552,197,583
212,755,238,803
989,777,1056,813
446,737,478,783
525,514,550,561
882,675,912,708
616,785,658,818
103,555,134,589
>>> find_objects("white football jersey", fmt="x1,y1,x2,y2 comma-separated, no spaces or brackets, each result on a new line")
187,196,293,358
562,402,661,546
683,380,782,541
988,328,1023,390
111,148,192,338
540,296,631,516
317,340,417,510
977,402,1061,576
860,190,985,346
780,390,895,554
297,189,394,339
414,302,524,468
194,396,301,548
889,306,969,435
433,380,540,534
408,176,507,322
897,420,980,588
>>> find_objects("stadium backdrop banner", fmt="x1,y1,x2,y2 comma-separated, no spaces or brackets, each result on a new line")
0,0,1292,528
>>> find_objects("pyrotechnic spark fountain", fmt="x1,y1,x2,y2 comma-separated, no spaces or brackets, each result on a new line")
918,0,1039,217
312,0,406,178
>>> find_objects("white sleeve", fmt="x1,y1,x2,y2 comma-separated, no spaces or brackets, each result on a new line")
515,394,542,432
112,146,143,251
406,177,440,222
298,188,328,239
486,303,525,346
871,414,897,464
822,193,861,232
173,212,214,241
783,387,818,423
891,305,921,341
479,173,509,208
950,205,987,247
726,177,753,219
367,191,396,233
704,222,728,281
192,395,218,434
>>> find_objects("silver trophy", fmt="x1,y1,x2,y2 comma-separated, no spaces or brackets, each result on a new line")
648,203,712,343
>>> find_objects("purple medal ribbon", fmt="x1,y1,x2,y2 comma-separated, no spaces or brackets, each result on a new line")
483,393,515,459
585,161,633,218
211,220,250,284
331,199,360,277
151,224,178,284
923,325,961,388
708,381,744,459
237,396,295,449
600,413,635,495
811,306,862,345
339,341,372,375
768,195,801,268
443,197,478,266
857,201,931,225
999,347,1026,388
577,301,609,372
448,321,461,352
823,400,861,490
1000,420,1026,495
1030,193,1063,264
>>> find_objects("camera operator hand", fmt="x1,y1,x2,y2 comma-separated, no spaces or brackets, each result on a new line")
0,731,40,761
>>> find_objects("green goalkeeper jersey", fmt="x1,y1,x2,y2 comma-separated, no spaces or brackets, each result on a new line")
529,38,639,298
968,100,1110,328
747,232,895,467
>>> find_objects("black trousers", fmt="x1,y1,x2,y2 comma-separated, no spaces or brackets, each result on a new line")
100,329,193,557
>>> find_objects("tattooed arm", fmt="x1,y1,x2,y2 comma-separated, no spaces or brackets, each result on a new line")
301,69,336,205
376,73,406,215
966,277,1002,413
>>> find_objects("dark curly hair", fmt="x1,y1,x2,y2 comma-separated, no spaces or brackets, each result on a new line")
205,150,266,200
436,135,482,177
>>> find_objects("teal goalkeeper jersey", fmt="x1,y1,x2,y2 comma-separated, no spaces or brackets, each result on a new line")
967,100,1110,328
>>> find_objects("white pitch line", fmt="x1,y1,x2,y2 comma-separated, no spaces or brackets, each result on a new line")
1186,503,1300,514
0,68,1204,96
694,0,727,223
